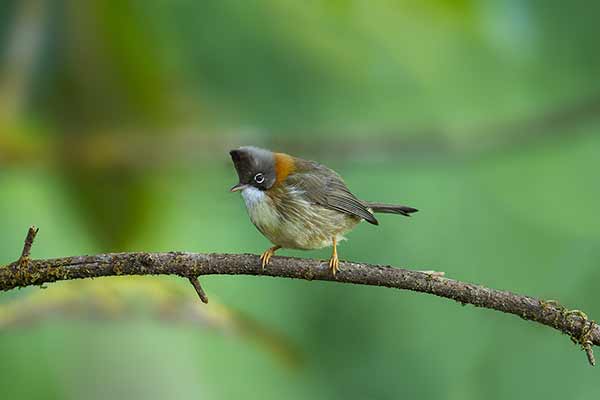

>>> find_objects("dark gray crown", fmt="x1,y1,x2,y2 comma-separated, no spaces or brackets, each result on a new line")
229,146,276,189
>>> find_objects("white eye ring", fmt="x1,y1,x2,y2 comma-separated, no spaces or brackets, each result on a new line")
254,173,265,184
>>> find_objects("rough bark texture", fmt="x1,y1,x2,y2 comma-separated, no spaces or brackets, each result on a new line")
1,248,598,365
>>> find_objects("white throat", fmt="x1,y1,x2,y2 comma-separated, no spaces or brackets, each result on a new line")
240,186,280,230
241,186,267,208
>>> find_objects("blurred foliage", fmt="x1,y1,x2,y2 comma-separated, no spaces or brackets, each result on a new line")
1,0,600,399
0,278,301,366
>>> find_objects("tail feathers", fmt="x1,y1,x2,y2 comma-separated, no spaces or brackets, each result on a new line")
366,202,418,217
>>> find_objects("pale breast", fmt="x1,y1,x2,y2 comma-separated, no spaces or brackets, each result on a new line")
241,185,360,250
241,186,280,233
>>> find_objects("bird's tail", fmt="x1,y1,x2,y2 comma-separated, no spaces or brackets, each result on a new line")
365,202,418,217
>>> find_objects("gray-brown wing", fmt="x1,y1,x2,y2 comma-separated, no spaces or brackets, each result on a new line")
286,162,379,225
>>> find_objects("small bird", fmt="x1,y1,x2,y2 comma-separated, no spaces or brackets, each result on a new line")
229,146,418,275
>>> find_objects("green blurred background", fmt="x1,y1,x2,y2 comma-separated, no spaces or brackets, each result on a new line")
1,0,600,399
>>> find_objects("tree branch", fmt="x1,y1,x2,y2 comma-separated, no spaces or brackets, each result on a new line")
186,276,208,304
19,226,38,263
1,229,598,366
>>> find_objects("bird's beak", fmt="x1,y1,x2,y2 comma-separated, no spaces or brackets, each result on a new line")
230,183,248,192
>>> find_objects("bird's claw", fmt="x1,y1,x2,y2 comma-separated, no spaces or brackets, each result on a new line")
329,253,339,276
259,246,280,270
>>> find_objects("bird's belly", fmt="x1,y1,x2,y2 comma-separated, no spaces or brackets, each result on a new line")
241,187,360,250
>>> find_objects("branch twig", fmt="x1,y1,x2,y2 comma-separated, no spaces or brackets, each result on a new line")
187,276,208,304
1,228,598,366
18,226,38,267
585,341,596,366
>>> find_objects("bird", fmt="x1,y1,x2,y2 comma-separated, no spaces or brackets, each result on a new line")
229,146,418,276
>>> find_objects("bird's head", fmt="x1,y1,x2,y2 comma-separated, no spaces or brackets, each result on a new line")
229,146,278,192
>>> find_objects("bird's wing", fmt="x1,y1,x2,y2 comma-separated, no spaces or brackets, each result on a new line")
286,161,378,225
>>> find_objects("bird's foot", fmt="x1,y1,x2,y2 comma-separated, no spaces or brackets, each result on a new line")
328,253,339,276
259,246,280,270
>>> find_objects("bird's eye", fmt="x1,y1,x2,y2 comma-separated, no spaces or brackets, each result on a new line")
254,173,265,184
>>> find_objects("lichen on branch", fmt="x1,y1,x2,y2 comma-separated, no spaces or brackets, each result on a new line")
1,227,598,366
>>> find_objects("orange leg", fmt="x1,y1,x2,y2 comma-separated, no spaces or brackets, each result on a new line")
260,245,281,270
328,237,339,276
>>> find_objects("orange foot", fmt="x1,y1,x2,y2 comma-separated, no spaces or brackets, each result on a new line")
328,253,339,276
329,236,339,276
260,245,281,270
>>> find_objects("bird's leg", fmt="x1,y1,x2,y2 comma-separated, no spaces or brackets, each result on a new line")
260,245,281,270
329,236,339,276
